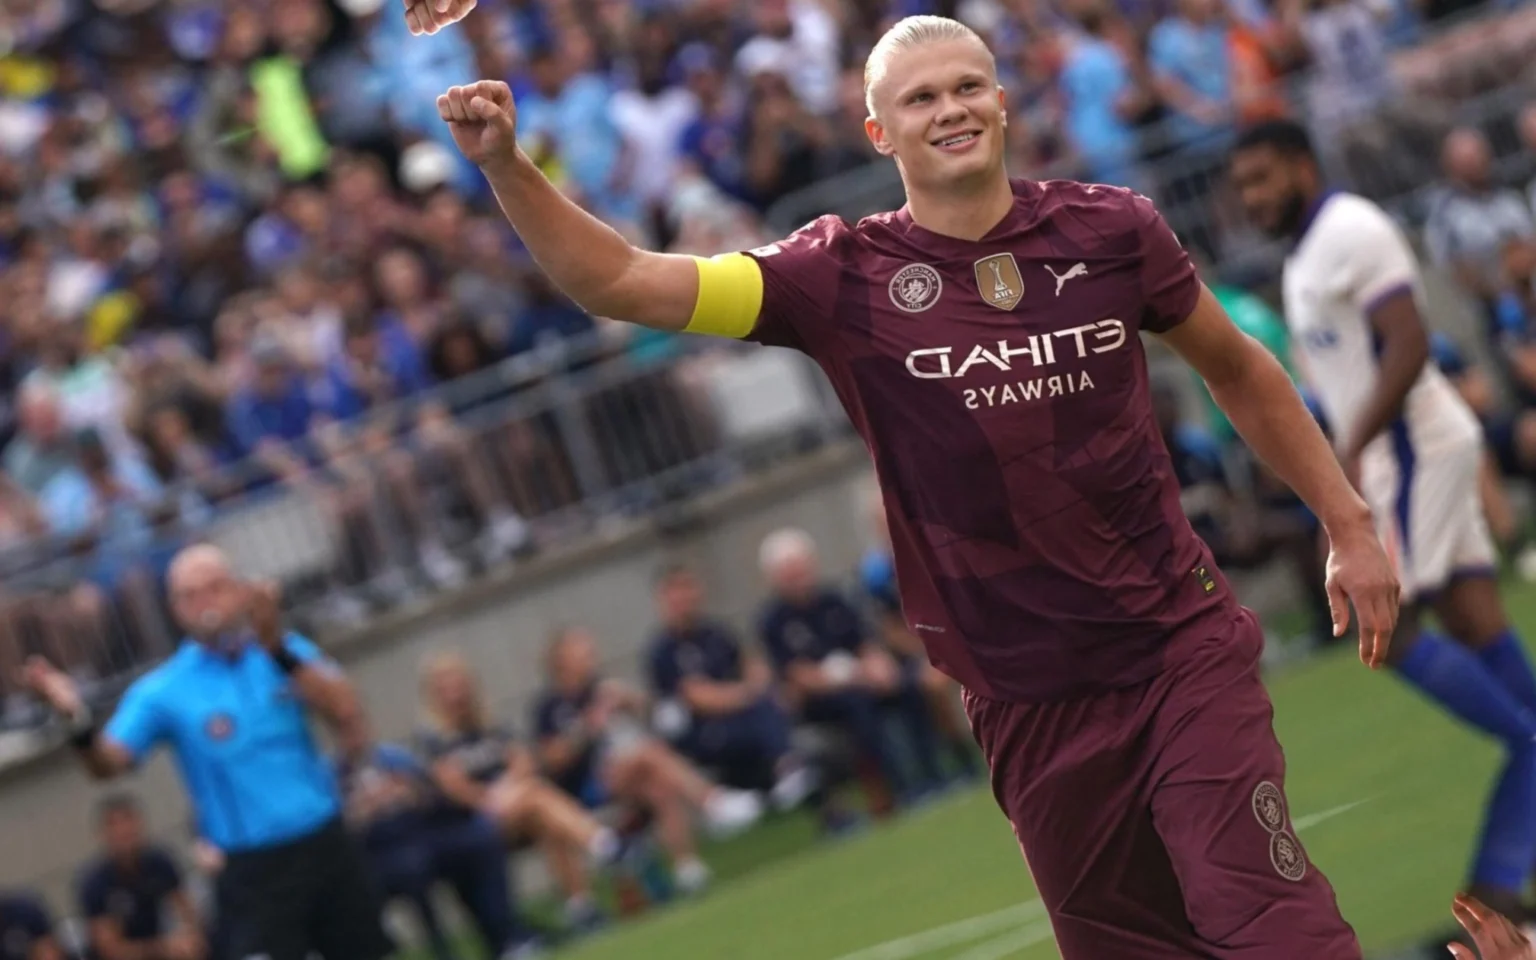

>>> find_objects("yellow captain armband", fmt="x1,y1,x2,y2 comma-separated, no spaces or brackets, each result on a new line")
686,253,764,339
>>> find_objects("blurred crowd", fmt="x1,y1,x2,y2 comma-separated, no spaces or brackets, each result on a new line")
3,0,1536,720
0,521,986,960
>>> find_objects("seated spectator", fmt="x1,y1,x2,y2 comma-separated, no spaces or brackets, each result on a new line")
535,625,763,896
336,741,539,960
415,652,620,934
857,498,981,784
0,888,62,960
1057,2,1143,190
223,336,318,483
647,564,819,809
4,381,73,498
757,528,947,810
1425,128,1535,306
76,793,206,960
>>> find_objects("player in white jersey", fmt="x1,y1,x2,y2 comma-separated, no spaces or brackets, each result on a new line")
1232,119,1536,922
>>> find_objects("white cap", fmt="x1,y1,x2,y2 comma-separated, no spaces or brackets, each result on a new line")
399,140,457,193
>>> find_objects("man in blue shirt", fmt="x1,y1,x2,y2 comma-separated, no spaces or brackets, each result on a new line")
22,544,390,960
647,564,817,809
757,529,947,808
77,793,206,960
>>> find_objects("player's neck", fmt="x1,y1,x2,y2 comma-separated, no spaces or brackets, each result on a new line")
905,174,1015,241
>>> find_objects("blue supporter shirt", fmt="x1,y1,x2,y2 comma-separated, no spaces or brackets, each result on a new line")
648,622,746,698
1058,37,1139,184
759,589,869,673
226,378,316,456
532,684,599,794
77,847,182,945
103,634,342,853
1148,17,1233,149
0,892,53,960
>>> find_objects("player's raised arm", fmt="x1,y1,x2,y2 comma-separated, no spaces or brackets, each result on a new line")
1158,287,1399,669
437,81,760,338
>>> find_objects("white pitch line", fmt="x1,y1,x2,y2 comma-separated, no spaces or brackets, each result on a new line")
944,921,1057,960
1292,798,1372,832
827,798,1370,960
830,903,1046,960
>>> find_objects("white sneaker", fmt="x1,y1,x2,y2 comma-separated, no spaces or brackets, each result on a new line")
770,766,819,812
481,511,532,564
421,543,468,589
673,857,711,896
703,789,763,839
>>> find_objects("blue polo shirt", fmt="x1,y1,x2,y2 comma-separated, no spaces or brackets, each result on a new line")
648,622,746,698
77,847,181,946
759,589,868,673
103,634,342,853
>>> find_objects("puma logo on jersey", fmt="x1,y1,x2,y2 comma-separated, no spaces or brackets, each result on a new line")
1045,262,1088,297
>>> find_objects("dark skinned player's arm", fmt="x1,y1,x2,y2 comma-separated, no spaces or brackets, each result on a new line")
1158,286,1373,534
1333,290,1429,465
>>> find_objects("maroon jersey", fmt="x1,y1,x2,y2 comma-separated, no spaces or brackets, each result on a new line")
746,179,1237,702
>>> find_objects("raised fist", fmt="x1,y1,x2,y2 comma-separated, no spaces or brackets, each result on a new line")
437,81,519,170
403,0,476,36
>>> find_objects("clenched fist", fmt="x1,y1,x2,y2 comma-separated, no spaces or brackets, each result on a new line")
403,0,476,36
437,81,519,170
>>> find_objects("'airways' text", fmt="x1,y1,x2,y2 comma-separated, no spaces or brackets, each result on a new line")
964,372,1096,409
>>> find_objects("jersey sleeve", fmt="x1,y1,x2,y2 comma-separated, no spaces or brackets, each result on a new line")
1334,203,1418,315
1132,193,1201,333
688,216,846,352
104,676,169,765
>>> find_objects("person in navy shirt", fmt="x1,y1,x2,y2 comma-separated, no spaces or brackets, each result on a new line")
337,742,539,960
757,529,947,807
647,565,818,808
77,793,205,960
22,544,390,960
0,891,61,960
534,626,763,897
857,503,981,783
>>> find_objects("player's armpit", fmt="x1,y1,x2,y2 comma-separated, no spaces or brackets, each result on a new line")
685,252,764,339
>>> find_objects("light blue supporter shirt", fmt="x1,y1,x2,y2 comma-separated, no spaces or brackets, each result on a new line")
103,633,342,853
1148,17,1234,150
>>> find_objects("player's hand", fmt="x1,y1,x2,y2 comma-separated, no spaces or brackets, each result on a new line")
1448,893,1536,959
17,656,85,718
403,0,476,36
437,81,518,169
246,580,283,650
1324,517,1398,669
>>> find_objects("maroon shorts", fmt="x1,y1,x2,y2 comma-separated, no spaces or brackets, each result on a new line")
964,608,1361,959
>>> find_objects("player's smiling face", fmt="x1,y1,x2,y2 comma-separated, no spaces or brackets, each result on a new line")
865,39,1006,190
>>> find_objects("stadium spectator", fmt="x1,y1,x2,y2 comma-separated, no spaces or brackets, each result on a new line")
1148,0,1237,257
757,528,947,809
1055,1,1143,190
76,793,206,960
0,889,62,960
336,740,540,960
1425,128,1536,304
733,0,843,118
414,651,620,934
857,497,981,784
4,382,73,498
647,564,821,809
534,625,763,896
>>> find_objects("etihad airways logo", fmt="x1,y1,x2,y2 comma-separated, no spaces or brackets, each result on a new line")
904,318,1128,411
904,319,1127,379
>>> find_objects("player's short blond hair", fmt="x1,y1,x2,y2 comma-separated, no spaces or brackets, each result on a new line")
863,15,993,116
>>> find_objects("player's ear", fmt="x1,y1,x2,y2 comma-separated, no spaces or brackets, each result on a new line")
865,115,896,157
997,84,1008,128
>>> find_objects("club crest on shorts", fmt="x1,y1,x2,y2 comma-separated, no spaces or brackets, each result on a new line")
1252,780,1287,833
1269,830,1307,882
973,253,1024,311
889,264,943,313
204,713,235,741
